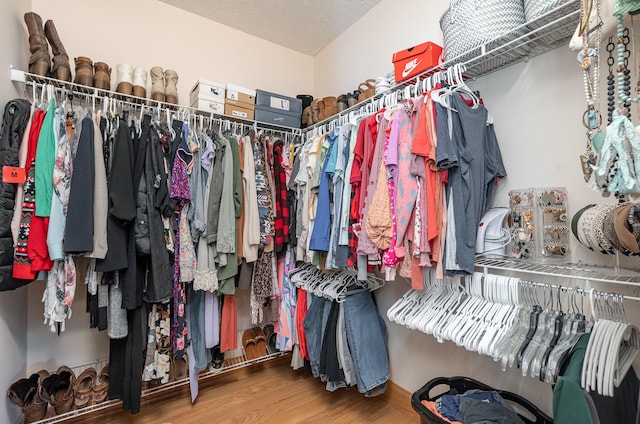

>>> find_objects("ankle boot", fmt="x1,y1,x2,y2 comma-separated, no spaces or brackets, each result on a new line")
317,98,326,122
164,69,178,105
323,96,338,118
43,20,71,82
150,66,165,102
337,95,348,113
115,64,133,95
40,367,76,415
132,68,147,100
23,12,50,77
93,62,111,90
310,99,321,123
73,57,93,87
8,372,48,423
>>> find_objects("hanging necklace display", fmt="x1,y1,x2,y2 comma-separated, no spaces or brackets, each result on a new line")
579,0,602,183
607,37,616,125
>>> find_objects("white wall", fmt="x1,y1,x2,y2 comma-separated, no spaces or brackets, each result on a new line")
314,0,447,97
31,0,315,102
315,0,640,416
0,1,32,422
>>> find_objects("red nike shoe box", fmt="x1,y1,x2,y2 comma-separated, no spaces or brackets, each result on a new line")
392,41,443,83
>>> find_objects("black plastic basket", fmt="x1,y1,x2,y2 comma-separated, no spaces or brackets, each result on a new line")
411,376,553,424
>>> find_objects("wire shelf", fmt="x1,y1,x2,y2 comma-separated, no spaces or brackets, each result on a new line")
474,256,640,286
32,336,289,423
10,68,303,135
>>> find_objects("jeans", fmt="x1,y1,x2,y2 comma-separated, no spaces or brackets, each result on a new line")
303,294,332,378
344,291,389,394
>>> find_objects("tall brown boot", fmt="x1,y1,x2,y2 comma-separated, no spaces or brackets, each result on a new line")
44,20,71,82
23,12,50,77
73,57,93,87
164,69,178,105
322,96,338,118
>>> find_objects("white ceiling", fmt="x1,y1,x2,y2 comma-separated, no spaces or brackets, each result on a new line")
158,0,383,56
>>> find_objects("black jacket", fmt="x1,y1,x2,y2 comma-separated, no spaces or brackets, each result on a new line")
0,99,33,291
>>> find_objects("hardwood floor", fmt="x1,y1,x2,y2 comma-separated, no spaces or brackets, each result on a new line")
79,358,416,423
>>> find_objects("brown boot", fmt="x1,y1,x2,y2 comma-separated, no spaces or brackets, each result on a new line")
23,12,50,77
150,66,164,102
93,62,111,90
301,106,313,128
310,99,321,123
43,20,71,82
323,96,338,118
8,372,48,423
317,98,326,122
164,69,178,104
40,367,76,415
73,57,93,87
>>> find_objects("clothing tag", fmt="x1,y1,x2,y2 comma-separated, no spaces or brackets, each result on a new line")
2,166,26,184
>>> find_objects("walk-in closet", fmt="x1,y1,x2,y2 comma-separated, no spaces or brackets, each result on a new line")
1,0,639,423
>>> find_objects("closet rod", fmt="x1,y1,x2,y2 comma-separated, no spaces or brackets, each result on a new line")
10,67,303,135
474,257,640,286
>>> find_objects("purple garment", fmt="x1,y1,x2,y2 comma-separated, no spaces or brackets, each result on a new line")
205,291,220,348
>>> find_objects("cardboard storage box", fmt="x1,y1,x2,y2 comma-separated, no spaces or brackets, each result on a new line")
224,103,254,121
190,98,225,115
392,41,443,83
226,84,256,106
256,89,303,115
190,79,225,105
254,105,300,128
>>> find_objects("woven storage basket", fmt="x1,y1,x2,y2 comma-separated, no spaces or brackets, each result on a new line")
524,0,572,22
440,0,527,62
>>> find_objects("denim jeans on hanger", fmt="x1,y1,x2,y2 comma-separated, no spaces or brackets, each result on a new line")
303,294,332,378
344,290,390,395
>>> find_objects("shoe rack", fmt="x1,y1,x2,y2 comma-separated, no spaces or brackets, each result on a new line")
303,0,580,134
32,333,288,423
10,68,303,136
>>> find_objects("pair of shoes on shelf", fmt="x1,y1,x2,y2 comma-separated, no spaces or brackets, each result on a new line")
38,366,76,416
263,323,278,353
73,364,110,409
169,354,188,382
7,370,49,423
150,67,179,104
357,79,376,102
24,12,71,81
211,345,224,369
309,96,339,123
242,327,268,360
113,65,148,99
375,76,392,95
73,57,112,90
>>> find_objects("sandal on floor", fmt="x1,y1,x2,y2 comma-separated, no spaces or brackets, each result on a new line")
173,354,188,381
211,345,224,369
92,364,109,404
251,326,268,358
74,367,96,409
242,329,258,360
263,323,277,353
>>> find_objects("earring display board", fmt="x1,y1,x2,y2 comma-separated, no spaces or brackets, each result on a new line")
509,187,569,259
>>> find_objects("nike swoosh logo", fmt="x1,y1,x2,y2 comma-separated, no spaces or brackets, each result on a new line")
402,59,421,78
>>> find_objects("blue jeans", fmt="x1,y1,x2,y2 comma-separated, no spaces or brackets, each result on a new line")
344,291,389,394
303,294,332,377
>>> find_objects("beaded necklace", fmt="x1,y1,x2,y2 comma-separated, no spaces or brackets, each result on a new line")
579,0,602,183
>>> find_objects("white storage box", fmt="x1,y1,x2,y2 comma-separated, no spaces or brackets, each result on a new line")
226,83,256,106
190,97,225,115
190,79,225,105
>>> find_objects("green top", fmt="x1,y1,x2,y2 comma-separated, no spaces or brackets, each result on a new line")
34,99,56,217
552,333,594,424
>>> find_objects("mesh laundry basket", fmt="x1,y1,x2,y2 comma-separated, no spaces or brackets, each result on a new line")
411,376,553,424
440,0,527,62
